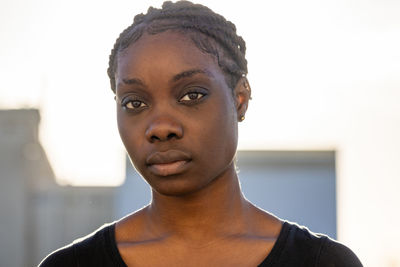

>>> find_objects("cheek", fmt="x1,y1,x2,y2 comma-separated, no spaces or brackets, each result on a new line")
117,111,130,146
117,112,144,162
217,91,238,139
196,94,238,163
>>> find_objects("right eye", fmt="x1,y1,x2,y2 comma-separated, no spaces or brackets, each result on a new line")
121,98,147,111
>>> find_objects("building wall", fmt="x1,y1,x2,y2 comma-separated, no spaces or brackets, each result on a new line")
237,151,336,238
0,110,116,266
0,109,41,267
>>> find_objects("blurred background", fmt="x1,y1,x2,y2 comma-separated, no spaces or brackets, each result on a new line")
1,0,399,266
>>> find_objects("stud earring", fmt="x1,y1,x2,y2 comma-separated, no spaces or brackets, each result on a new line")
239,115,245,122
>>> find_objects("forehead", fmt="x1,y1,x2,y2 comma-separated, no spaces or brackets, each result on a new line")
115,31,223,84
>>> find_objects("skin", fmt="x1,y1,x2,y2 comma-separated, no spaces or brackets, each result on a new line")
114,31,283,266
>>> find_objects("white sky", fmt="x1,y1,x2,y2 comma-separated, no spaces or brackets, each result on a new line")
1,1,400,265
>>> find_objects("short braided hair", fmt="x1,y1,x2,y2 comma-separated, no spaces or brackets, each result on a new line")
107,0,248,93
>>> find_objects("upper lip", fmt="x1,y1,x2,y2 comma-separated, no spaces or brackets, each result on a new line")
146,150,191,165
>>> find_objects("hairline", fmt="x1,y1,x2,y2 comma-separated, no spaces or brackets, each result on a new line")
112,25,240,94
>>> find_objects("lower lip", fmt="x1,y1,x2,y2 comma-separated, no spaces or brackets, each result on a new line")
148,160,190,176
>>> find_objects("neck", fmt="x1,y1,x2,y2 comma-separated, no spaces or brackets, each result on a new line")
146,167,253,241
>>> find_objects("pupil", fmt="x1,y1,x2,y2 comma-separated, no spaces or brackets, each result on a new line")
189,93,198,100
132,101,141,108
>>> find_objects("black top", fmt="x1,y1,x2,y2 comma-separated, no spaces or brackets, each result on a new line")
38,221,363,266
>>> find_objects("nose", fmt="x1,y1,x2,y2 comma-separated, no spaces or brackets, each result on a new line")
145,116,183,143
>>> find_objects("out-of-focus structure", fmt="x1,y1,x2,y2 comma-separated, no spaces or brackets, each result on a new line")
0,109,115,266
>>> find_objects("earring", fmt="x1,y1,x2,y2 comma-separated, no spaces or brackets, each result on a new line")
239,115,245,122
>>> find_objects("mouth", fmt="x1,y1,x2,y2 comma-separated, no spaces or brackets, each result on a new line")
146,150,192,176
148,160,190,176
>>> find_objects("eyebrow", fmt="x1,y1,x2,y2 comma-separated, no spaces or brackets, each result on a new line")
120,68,213,88
172,69,214,82
122,77,146,87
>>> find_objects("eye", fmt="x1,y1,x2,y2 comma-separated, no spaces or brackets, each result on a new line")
121,97,147,111
125,100,146,109
179,91,206,102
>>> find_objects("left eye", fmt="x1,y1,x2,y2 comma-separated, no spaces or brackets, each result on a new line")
179,92,205,102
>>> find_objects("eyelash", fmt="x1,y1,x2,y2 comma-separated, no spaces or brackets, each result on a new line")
121,97,147,111
179,90,207,103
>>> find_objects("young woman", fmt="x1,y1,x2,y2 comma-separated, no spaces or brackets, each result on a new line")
39,1,362,266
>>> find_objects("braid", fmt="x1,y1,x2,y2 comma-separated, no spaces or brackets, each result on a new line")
107,0,248,93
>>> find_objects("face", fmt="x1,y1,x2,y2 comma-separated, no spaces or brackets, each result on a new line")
115,31,245,196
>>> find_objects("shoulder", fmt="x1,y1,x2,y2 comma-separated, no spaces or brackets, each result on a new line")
318,235,363,267
269,221,363,266
37,243,76,267
38,222,118,267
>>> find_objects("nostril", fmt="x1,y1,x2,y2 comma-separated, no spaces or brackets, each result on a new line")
149,132,177,142
167,133,177,140
151,135,161,142
145,119,183,143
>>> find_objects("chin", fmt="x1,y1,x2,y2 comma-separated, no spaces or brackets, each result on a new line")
148,175,214,197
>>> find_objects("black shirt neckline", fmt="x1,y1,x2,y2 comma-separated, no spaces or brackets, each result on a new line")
107,221,290,267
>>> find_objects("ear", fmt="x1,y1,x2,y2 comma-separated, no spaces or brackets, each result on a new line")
233,77,251,122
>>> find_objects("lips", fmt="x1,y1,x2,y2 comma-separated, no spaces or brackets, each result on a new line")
146,150,191,176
